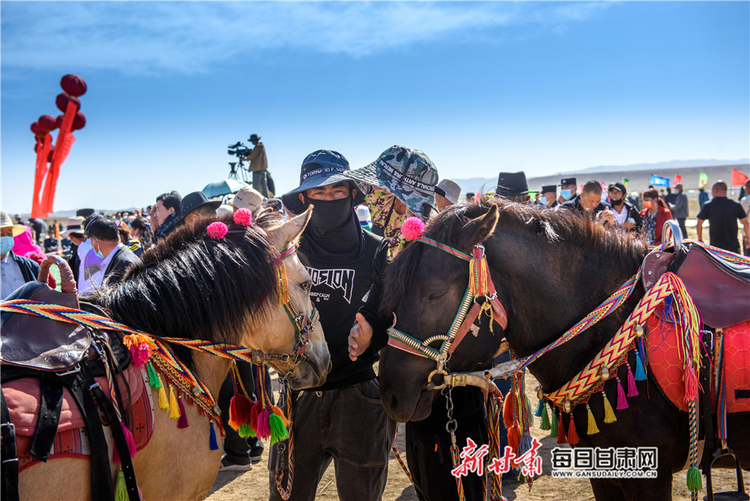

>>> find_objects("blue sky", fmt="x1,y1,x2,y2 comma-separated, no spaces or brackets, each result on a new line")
2,1,748,214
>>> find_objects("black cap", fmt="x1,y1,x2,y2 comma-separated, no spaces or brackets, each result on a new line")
177,191,221,225
608,182,627,194
496,172,529,196
541,185,557,195
76,208,95,218
560,178,577,186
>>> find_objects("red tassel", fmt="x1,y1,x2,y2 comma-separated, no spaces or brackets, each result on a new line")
112,422,137,464
557,413,567,444
503,392,516,429
683,365,699,403
567,415,579,445
249,401,262,430
177,397,189,429
616,376,629,410
228,394,255,430
626,364,639,397
507,422,521,454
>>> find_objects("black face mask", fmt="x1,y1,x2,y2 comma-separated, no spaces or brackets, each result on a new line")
299,195,365,261
304,196,354,231
611,198,624,207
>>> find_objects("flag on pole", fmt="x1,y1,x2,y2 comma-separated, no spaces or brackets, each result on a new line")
674,175,683,185
623,178,629,188
650,174,670,187
699,172,708,188
731,169,749,186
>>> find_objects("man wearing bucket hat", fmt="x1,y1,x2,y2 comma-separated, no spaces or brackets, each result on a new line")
177,191,221,227
1,211,41,300
495,171,530,204
344,145,439,259
435,179,461,211
272,150,395,501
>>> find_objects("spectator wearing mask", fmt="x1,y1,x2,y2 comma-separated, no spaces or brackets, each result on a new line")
541,185,558,208
153,191,182,242
128,217,154,257
177,191,221,228
560,180,615,225
607,182,642,233
0,211,41,300
435,179,461,211
61,216,86,283
273,149,395,501
83,215,140,290
667,183,689,238
559,177,577,204
639,189,673,246
696,181,749,254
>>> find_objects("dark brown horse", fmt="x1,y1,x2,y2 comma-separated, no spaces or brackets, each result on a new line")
379,201,750,501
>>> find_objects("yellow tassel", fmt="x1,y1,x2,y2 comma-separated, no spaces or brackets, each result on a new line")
168,385,180,419
157,377,169,410
469,256,490,296
276,264,290,305
602,391,617,424
480,301,494,333
586,404,599,435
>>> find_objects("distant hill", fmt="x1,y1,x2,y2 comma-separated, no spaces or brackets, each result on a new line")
575,159,749,174
454,162,750,196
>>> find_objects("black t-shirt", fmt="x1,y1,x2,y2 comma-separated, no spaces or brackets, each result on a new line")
697,197,747,253
299,229,388,391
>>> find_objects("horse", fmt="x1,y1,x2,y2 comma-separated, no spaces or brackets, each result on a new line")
378,200,750,501
10,208,331,501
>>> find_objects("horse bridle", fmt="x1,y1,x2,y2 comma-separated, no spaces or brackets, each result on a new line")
387,237,508,391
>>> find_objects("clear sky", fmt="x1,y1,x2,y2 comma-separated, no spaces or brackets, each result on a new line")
2,1,748,214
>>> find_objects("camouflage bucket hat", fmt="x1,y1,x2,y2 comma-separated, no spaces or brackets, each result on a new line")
345,145,439,217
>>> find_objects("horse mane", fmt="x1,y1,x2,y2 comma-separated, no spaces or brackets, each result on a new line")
381,200,647,315
91,214,280,370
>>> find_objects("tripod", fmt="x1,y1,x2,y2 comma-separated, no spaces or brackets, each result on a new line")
228,159,251,183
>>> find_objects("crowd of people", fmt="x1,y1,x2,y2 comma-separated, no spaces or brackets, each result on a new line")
2,144,749,501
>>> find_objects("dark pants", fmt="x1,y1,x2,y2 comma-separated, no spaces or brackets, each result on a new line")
253,170,269,198
268,379,396,501
218,362,272,464
677,218,688,239
405,409,488,501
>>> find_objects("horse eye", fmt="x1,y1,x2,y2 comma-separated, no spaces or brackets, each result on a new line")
428,291,446,301
301,280,312,293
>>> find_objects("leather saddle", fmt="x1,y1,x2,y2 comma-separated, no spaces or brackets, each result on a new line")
642,242,750,329
0,282,90,372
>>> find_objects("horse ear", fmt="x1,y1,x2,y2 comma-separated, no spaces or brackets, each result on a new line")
457,204,499,249
265,206,312,250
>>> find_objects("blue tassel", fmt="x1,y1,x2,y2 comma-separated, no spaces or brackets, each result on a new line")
534,398,544,417
518,432,533,455
634,349,647,381
209,422,219,451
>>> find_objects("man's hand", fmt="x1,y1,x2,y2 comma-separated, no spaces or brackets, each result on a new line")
482,377,504,402
599,208,615,225
348,313,373,362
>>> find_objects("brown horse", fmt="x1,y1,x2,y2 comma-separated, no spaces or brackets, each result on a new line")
379,201,750,501
15,208,331,501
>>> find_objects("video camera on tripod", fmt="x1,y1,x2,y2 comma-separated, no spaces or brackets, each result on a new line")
227,141,253,159
227,141,254,181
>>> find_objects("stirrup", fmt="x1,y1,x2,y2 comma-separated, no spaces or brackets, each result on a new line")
704,442,749,501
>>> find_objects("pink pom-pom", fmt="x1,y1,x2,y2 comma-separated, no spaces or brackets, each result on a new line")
207,222,228,240
401,217,425,240
130,343,151,367
233,208,253,226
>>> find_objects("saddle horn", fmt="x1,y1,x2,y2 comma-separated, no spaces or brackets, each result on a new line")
38,255,78,294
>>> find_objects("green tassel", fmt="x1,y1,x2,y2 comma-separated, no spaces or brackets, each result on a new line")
540,403,551,430
549,408,559,438
268,413,289,445
115,469,128,501
534,398,544,417
146,362,161,389
687,466,702,492
238,423,253,438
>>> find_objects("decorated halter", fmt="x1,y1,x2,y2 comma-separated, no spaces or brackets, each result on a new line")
387,217,508,389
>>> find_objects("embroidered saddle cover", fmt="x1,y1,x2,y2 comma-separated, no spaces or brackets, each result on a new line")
3,364,154,471
647,315,750,415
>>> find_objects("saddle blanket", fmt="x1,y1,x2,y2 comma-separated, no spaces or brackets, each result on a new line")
3,365,154,471
647,315,750,415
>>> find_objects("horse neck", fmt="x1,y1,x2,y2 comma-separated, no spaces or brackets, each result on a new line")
166,345,233,399
491,230,646,392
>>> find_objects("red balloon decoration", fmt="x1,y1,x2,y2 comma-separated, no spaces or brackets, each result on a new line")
31,122,46,136
55,93,81,113
71,112,86,131
38,114,58,132
55,115,64,129
60,74,87,97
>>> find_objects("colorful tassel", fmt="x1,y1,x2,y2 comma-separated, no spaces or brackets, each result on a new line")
502,392,515,429
567,415,579,445
112,422,137,464
626,363,639,397
168,385,180,420
228,394,255,430
534,398,544,417
507,422,521,453
586,404,599,435
687,466,702,491
238,423,253,438
550,408,558,438
616,376,629,410
256,408,271,439
268,413,289,445
209,422,219,451
249,401,262,430
556,412,566,444
540,404,551,431
683,365,699,403
147,363,161,389
469,249,490,296
157,380,168,410
129,343,150,367
518,432,533,455
602,391,617,424
177,397,189,428
634,348,647,381
271,406,291,427
115,469,128,501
